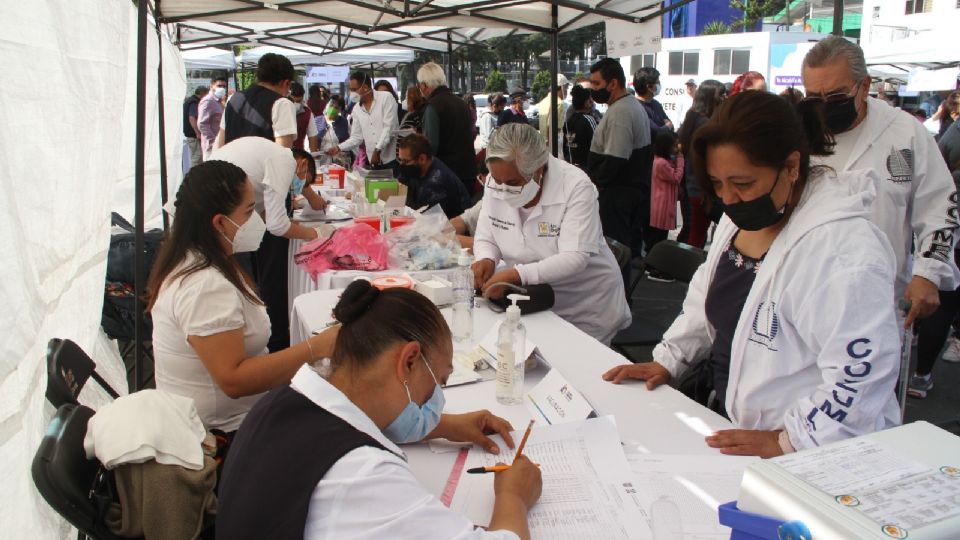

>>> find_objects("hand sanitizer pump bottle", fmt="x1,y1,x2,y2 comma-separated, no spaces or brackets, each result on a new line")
496,294,529,405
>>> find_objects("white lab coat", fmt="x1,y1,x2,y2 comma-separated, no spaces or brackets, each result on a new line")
474,156,631,344
653,169,901,451
816,97,960,299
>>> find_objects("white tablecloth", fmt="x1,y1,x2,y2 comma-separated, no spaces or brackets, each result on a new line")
290,288,734,499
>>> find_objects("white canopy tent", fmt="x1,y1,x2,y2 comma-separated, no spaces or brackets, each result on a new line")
864,28,959,68
4,0,692,536
237,44,415,67
181,45,236,69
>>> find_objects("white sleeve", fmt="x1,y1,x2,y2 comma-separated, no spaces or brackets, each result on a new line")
272,99,298,138
556,178,602,253
516,251,589,285
306,112,319,137
472,195,502,264
305,447,519,540
908,122,960,290
783,263,900,451
338,113,364,152
461,200,483,236
172,272,245,337
651,219,734,379
220,109,226,130
377,96,398,152
261,151,296,236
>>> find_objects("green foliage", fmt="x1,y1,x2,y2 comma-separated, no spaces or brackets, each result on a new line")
702,20,733,35
485,70,507,93
729,0,783,30
531,69,552,101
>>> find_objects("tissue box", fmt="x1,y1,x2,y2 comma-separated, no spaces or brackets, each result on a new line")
415,277,453,306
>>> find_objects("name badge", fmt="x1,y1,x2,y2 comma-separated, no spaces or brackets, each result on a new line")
537,222,560,237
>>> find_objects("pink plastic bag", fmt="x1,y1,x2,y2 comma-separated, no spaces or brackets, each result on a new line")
294,224,389,279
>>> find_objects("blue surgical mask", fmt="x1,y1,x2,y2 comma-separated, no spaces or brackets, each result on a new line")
654,83,662,97
291,173,306,197
382,354,445,444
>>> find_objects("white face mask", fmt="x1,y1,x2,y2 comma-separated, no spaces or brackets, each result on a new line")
487,175,540,208
653,83,662,97
222,213,266,253
349,91,361,104
213,86,226,99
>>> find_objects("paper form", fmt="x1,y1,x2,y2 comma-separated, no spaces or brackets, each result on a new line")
772,439,929,495
852,470,960,531
449,416,652,540
626,453,757,539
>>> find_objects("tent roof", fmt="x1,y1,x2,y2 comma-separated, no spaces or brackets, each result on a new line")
864,29,959,68
181,46,237,69
159,0,667,52
236,44,415,66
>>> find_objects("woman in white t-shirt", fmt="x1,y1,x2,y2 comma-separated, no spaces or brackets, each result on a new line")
147,160,338,434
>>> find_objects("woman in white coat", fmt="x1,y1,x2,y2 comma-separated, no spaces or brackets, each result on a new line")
471,123,631,344
604,92,901,457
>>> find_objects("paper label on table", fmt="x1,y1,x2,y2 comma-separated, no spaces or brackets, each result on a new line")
449,416,652,539
772,439,929,495
626,453,758,539
477,322,543,370
525,368,595,425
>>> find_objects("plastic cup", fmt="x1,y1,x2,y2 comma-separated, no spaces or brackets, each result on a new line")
389,216,415,230
329,166,346,189
354,215,382,232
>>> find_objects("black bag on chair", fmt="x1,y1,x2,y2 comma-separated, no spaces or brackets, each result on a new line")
675,357,715,409
101,213,164,341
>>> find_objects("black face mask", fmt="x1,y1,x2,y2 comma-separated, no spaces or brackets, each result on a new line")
399,164,421,181
823,95,859,134
719,172,788,231
591,85,611,104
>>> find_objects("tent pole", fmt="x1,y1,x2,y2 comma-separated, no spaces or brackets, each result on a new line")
134,0,149,391
447,31,453,92
550,0,559,157
156,22,169,233
832,0,843,36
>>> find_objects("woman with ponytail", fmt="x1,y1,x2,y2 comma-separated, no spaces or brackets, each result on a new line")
604,91,901,457
217,279,542,540
148,160,339,436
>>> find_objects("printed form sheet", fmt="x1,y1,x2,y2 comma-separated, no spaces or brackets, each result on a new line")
774,438,960,535
627,453,757,540
449,417,652,540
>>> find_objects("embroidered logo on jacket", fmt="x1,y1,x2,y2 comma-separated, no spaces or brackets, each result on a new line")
748,301,780,351
885,148,913,184
537,222,561,237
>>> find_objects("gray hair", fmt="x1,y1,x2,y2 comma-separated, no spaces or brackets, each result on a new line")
802,35,868,82
416,62,446,89
485,123,549,180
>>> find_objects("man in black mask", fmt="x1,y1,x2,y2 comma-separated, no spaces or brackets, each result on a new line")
802,36,959,352
586,58,652,270
396,133,470,218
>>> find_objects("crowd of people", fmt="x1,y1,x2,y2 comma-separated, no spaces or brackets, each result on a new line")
159,35,959,538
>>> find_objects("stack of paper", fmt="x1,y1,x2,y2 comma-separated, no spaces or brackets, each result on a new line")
449,417,652,540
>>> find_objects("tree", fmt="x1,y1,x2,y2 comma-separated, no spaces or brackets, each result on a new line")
485,70,507,93
729,0,783,31
531,69,553,102
702,20,733,35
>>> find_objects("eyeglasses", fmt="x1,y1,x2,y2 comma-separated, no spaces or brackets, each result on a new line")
485,177,524,196
801,83,860,105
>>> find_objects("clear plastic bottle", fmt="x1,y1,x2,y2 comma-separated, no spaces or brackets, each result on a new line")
451,248,474,342
496,294,529,405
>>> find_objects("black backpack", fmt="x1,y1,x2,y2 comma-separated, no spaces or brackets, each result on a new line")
101,213,164,341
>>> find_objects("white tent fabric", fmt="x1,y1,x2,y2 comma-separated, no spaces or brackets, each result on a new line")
159,0,662,51
864,29,959,67
238,44,414,66
0,1,184,537
906,67,960,92
182,46,236,70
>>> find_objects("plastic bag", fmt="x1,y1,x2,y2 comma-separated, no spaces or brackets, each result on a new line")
294,223,389,279
384,205,460,271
